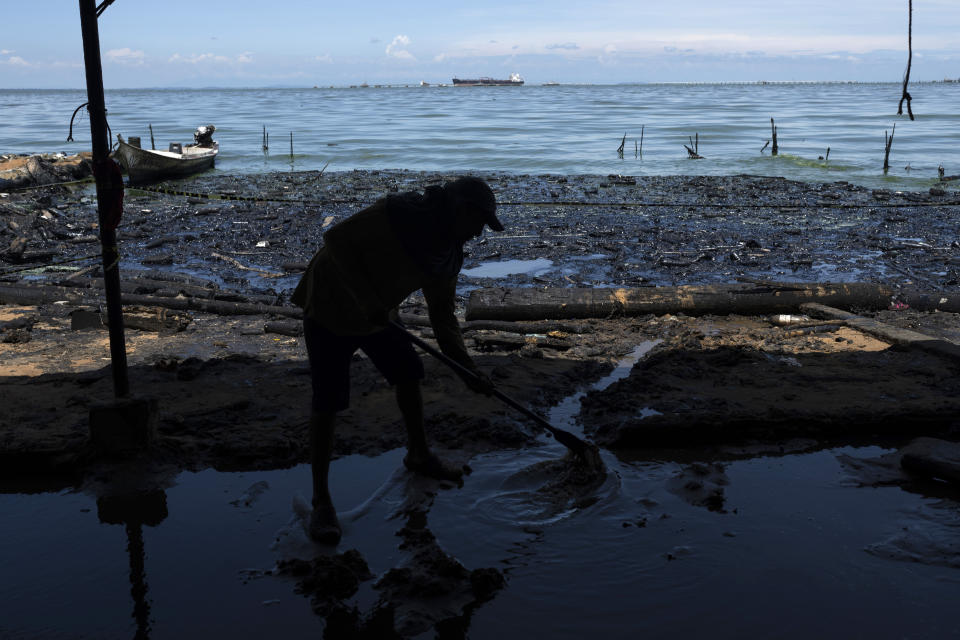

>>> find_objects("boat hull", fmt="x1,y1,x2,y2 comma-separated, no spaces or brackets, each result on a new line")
115,139,218,183
452,77,524,86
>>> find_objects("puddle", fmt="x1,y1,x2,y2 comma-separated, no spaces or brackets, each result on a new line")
3,342,959,638
461,258,554,279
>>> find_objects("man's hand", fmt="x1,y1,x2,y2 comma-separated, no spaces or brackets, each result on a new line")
366,309,390,329
462,370,495,396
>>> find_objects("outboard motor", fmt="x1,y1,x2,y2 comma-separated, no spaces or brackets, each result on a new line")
193,125,216,147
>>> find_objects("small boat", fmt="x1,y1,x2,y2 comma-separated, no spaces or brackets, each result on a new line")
452,73,524,86
115,125,218,183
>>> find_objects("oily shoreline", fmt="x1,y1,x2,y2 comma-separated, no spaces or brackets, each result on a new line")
2,166,960,488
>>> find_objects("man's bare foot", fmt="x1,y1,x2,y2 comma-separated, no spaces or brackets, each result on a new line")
403,452,465,483
309,502,341,545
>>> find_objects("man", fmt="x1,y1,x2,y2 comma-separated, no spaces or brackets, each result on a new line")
291,176,503,544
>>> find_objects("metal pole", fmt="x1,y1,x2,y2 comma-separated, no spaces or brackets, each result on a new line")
79,0,129,398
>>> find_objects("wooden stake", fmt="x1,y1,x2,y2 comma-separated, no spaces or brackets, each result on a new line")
148,124,155,150
770,118,778,156
684,133,703,159
617,132,626,157
884,123,896,174
639,125,644,157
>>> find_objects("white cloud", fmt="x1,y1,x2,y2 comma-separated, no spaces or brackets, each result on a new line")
168,52,250,65
315,54,333,64
386,35,414,60
3,56,29,66
0,49,12,55
105,48,145,65
546,42,579,51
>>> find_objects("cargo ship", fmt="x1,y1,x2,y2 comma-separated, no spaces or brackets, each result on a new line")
452,73,524,86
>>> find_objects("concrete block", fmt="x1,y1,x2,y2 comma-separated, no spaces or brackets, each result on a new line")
71,308,103,331
89,396,158,453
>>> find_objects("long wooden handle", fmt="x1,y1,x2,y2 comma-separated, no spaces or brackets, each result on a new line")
391,321,591,455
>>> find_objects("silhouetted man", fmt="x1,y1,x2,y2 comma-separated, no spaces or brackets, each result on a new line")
292,176,503,544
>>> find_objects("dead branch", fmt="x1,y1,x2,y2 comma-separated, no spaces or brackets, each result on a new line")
898,0,915,120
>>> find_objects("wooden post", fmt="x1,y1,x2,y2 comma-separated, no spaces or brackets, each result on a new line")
770,118,778,156
884,123,896,174
79,0,129,398
639,125,644,157
617,132,626,157
290,132,294,158
148,124,155,150
262,126,269,152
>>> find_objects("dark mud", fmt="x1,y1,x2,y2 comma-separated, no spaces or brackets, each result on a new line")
3,169,960,477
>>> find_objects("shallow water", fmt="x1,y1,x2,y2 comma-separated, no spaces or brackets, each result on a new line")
2,345,959,638
4,447,958,637
3,83,959,189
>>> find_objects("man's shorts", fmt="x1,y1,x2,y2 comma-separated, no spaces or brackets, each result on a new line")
302,316,424,413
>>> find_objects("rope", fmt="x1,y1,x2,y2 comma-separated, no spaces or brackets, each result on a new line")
125,184,335,205
4,177,96,192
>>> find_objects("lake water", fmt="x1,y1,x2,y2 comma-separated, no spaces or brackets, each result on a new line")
2,83,958,190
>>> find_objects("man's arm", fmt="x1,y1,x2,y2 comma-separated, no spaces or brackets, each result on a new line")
422,276,473,370
422,277,493,395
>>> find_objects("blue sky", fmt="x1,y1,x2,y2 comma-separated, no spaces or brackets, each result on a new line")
1,0,958,87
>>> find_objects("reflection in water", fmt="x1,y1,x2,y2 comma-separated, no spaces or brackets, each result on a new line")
277,471,506,638
97,491,168,640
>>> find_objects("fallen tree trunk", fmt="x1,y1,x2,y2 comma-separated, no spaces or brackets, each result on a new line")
0,283,303,319
466,283,900,321
4,281,959,325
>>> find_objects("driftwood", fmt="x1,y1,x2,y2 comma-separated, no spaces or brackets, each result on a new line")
466,283,903,321
211,252,284,278
399,313,591,335
0,284,303,319
4,282,959,328
69,306,191,333
471,333,571,352
264,320,303,336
